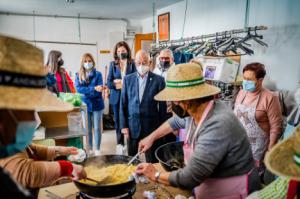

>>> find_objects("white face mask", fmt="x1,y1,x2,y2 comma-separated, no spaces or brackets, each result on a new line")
295,88,300,105
83,62,93,70
137,65,149,75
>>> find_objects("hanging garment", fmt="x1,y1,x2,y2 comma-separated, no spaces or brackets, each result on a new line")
174,51,194,64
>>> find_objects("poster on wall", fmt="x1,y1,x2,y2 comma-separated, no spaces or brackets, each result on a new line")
158,12,170,41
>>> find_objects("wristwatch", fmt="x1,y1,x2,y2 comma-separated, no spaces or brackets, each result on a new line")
154,171,161,182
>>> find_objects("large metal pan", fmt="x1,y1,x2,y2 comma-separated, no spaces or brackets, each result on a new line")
73,154,140,198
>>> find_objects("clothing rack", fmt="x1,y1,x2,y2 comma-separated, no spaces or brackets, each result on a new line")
152,25,268,48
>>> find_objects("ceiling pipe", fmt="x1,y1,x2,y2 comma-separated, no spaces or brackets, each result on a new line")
26,40,97,46
0,11,130,27
244,0,250,28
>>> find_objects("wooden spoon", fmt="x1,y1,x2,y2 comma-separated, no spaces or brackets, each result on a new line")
84,175,109,185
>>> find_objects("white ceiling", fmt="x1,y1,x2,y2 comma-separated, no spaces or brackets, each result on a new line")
0,0,182,19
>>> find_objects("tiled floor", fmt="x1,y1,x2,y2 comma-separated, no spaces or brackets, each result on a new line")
83,130,117,154
101,130,117,154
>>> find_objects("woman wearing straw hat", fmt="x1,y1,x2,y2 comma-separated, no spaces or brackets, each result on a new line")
247,124,300,199
0,36,86,197
136,63,260,198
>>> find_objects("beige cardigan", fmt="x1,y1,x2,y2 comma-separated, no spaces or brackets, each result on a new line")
0,144,62,188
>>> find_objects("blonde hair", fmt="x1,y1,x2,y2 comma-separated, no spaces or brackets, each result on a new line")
79,53,96,82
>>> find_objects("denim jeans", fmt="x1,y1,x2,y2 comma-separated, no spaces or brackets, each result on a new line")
87,110,103,150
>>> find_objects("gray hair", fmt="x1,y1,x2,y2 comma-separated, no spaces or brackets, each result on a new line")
159,48,174,59
135,50,150,61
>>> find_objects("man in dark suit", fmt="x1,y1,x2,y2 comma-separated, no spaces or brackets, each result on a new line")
120,50,167,163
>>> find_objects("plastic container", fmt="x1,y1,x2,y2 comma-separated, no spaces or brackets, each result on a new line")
67,112,82,132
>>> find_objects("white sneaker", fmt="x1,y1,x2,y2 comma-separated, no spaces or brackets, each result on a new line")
95,150,101,156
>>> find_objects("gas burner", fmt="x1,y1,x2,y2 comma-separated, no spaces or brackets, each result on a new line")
76,187,136,199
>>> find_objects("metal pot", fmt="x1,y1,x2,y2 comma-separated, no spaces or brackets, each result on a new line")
155,141,185,171
73,154,140,198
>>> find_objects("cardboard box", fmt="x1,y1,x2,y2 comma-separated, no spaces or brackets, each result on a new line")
198,57,240,83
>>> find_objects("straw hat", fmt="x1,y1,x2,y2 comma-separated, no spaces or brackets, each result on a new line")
265,125,300,180
154,63,220,101
0,35,73,111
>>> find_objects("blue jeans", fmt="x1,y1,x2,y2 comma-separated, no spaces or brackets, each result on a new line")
87,110,103,150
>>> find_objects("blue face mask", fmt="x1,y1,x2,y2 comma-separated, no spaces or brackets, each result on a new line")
83,62,94,70
243,80,256,92
0,121,37,158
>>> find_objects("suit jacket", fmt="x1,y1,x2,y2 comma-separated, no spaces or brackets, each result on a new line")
120,71,167,139
107,60,136,105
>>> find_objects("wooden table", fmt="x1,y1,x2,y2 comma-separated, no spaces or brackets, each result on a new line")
38,163,192,199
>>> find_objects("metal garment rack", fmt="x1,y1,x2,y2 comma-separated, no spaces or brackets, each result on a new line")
152,25,268,48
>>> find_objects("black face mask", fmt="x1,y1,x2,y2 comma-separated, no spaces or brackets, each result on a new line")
57,59,64,67
118,53,128,60
171,103,190,118
159,60,171,71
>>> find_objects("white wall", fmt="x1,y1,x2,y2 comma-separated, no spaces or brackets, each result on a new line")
148,0,300,91
1,0,299,91
141,16,154,34
0,15,133,77
0,15,139,114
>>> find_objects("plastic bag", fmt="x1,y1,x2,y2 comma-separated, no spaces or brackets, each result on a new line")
68,149,87,163
59,92,83,106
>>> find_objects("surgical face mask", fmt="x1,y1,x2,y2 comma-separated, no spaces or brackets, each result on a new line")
137,65,149,75
118,52,128,60
6,121,36,156
172,103,190,118
57,59,64,67
0,110,37,158
159,60,171,71
243,80,256,92
83,62,93,70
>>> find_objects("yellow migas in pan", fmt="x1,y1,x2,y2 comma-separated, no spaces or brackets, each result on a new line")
73,154,141,198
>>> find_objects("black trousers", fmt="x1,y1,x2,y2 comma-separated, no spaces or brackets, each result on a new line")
112,103,124,145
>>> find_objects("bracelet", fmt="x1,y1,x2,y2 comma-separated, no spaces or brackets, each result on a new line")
154,171,161,182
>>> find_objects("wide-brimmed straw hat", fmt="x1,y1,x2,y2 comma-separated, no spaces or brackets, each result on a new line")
0,35,73,111
154,63,220,101
265,125,300,180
